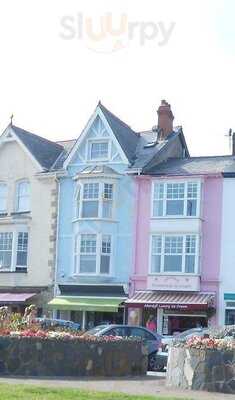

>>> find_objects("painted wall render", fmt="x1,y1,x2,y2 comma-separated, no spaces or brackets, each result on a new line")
131,175,223,325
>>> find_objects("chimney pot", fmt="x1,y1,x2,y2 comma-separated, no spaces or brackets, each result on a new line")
157,99,174,140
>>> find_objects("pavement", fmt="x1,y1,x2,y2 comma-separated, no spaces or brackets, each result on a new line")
0,374,234,399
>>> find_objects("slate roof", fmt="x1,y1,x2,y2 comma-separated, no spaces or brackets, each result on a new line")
146,156,235,176
99,103,139,163
12,125,64,170
98,103,189,170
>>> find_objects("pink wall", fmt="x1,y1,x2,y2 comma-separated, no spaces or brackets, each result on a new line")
131,177,151,293
131,175,223,325
201,177,223,324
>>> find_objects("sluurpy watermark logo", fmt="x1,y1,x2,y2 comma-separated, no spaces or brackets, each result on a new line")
59,13,175,53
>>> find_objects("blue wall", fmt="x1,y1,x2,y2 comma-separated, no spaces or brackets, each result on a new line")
56,112,136,288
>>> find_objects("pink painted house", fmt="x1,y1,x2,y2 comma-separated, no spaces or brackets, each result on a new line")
126,153,227,334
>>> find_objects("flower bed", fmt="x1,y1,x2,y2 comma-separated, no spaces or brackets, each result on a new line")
166,328,235,394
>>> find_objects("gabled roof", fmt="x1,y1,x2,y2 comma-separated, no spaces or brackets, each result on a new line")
11,125,64,170
146,155,235,176
99,103,139,163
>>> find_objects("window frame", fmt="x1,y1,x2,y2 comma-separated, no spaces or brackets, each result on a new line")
15,179,31,213
149,233,200,275
151,180,201,218
0,182,7,213
0,230,29,272
76,181,115,220
74,233,113,276
16,232,29,269
87,139,111,162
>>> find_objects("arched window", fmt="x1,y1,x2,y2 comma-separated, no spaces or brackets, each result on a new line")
0,183,7,213
16,180,30,212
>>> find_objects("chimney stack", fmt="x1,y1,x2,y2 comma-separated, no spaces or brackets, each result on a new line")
157,100,174,140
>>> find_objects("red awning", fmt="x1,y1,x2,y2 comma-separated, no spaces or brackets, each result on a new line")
0,293,36,304
125,291,215,311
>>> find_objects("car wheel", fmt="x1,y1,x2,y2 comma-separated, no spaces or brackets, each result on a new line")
148,353,165,372
148,353,157,371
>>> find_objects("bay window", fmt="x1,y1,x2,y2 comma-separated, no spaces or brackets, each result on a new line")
78,182,114,219
82,183,99,218
80,234,97,273
75,233,112,275
150,234,199,274
0,231,28,271
152,181,200,217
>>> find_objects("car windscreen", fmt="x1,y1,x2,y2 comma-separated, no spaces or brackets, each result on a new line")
85,325,108,335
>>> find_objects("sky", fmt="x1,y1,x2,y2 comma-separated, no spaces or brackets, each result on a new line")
0,0,235,156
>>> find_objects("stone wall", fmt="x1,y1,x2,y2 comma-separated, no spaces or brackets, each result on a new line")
166,346,235,394
0,337,147,377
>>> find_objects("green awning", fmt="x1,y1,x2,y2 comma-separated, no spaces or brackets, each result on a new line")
48,296,125,312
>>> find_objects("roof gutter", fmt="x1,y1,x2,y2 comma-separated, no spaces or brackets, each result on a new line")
126,168,142,175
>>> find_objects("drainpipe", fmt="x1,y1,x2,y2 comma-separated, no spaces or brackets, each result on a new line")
52,175,60,319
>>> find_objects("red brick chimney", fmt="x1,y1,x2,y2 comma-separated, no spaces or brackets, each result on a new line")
157,100,174,140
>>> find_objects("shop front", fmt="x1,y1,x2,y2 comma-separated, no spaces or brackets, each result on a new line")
48,284,127,330
224,293,235,325
0,291,38,315
126,290,215,335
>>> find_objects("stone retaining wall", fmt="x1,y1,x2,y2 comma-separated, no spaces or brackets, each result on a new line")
0,337,147,377
166,346,235,394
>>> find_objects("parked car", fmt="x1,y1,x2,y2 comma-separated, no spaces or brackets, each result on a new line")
161,327,210,352
35,318,81,331
85,324,167,371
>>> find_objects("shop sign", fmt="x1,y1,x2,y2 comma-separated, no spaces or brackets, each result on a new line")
147,275,200,291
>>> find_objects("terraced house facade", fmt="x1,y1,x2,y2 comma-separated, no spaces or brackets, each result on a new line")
1,101,235,332
49,101,190,329
0,123,65,314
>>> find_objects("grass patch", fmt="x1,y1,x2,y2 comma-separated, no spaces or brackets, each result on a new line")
0,384,191,400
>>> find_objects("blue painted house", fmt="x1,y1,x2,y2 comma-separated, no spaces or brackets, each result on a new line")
49,101,189,328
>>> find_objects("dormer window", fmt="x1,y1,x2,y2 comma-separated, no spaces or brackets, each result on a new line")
16,180,30,212
88,140,109,161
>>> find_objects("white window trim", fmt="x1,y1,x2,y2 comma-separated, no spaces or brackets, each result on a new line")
0,229,29,272
151,179,201,219
149,233,200,275
73,232,113,276
0,182,8,213
75,180,115,220
86,138,111,162
15,179,31,213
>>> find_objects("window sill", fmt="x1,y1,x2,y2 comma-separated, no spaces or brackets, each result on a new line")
151,216,201,220
73,273,113,277
148,272,200,276
72,218,118,223
0,269,27,273
11,211,31,216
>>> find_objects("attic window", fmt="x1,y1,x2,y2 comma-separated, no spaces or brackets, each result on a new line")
88,140,109,161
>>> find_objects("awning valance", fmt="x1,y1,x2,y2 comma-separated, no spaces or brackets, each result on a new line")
0,293,36,304
48,297,125,312
125,291,215,311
